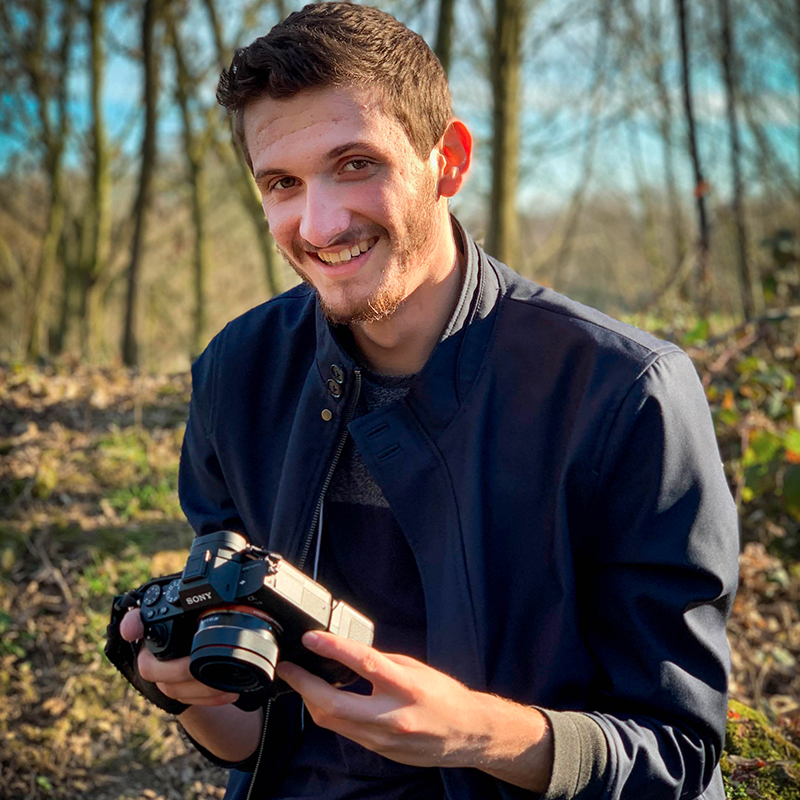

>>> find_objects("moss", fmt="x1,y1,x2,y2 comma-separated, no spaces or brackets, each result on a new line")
723,699,800,799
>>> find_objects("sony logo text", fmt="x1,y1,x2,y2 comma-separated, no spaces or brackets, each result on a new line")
184,592,212,605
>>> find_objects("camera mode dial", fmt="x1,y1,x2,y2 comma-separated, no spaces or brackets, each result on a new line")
143,585,161,606
165,579,181,604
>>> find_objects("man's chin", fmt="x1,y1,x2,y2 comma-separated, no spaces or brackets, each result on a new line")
277,243,405,325
318,294,403,326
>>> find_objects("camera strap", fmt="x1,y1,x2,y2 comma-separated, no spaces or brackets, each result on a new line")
300,504,325,734
105,588,190,715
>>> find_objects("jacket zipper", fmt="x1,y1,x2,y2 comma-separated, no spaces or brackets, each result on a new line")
298,367,362,572
247,368,362,796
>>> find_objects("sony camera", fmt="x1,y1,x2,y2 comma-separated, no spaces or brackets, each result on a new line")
112,530,374,710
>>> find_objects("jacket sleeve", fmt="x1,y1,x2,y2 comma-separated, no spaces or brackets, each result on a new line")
178,336,246,536
543,349,739,800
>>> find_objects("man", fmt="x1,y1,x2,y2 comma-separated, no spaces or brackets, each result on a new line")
119,3,739,799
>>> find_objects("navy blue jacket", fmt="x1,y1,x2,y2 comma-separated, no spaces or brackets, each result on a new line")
178,227,739,799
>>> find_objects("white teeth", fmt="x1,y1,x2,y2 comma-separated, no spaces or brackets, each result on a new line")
349,245,360,258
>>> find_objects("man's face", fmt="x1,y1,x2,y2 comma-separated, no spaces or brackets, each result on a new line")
243,87,446,324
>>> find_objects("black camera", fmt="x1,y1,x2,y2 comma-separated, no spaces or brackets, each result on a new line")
115,530,374,710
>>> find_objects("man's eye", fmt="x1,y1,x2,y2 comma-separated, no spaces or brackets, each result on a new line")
272,177,298,191
343,159,371,172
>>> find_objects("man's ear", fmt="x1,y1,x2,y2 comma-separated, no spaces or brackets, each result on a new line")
436,120,472,199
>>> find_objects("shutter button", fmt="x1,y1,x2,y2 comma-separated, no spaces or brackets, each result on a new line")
326,379,342,398
330,364,344,383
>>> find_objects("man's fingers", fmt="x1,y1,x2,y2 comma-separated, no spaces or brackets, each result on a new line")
301,631,415,693
137,647,194,684
277,661,372,723
383,652,426,669
276,660,343,698
156,680,238,706
120,608,144,642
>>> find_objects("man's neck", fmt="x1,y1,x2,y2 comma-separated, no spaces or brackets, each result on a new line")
350,245,463,376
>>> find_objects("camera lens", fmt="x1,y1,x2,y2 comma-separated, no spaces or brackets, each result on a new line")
189,608,281,694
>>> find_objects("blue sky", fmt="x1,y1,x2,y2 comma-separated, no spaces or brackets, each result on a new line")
1,0,798,215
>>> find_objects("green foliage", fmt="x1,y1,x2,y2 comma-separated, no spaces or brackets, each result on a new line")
93,427,151,485
88,425,184,521
0,609,28,658
107,474,181,521
723,700,800,799
693,319,800,558
683,317,710,346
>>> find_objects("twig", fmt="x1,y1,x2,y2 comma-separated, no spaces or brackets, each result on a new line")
28,533,74,606
698,328,760,388
754,654,773,711
700,305,800,350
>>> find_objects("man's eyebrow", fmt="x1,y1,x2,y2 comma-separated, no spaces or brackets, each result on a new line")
253,167,284,183
254,141,379,182
327,141,379,159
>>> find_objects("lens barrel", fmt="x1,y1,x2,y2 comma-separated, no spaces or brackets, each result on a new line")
189,609,280,694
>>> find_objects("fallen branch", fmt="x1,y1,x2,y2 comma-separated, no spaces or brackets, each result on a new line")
698,305,800,350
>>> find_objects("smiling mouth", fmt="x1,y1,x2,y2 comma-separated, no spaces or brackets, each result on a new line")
316,237,379,265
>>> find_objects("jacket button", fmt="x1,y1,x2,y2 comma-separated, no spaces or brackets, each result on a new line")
321,409,333,421
330,364,344,384
327,379,342,398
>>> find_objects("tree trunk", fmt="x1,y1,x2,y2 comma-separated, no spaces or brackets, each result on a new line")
169,13,211,359
658,102,687,276
188,159,209,358
22,0,73,360
25,158,66,359
204,0,281,298
77,0,112,360
51,219,81,354
487,0,525,271
718,0,759,319
648,0,687,275
435,0,456,75
675,0,711,313
122,0,160,367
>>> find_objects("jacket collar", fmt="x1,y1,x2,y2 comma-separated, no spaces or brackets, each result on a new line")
312,218,502,433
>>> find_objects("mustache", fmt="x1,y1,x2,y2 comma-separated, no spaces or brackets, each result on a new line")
295,227,385,255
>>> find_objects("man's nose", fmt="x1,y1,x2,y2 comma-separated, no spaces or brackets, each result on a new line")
298,181,351,247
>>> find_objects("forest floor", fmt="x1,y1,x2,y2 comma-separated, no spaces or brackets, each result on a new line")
1,324,800,798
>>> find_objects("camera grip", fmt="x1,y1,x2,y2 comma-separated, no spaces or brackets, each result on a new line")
106,591,190,715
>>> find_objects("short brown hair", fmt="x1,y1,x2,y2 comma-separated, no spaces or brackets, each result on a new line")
216,2,453,168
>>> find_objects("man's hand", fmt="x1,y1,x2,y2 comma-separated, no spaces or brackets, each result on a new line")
275,631,554,793
120,608,263,763
120,608,239,707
